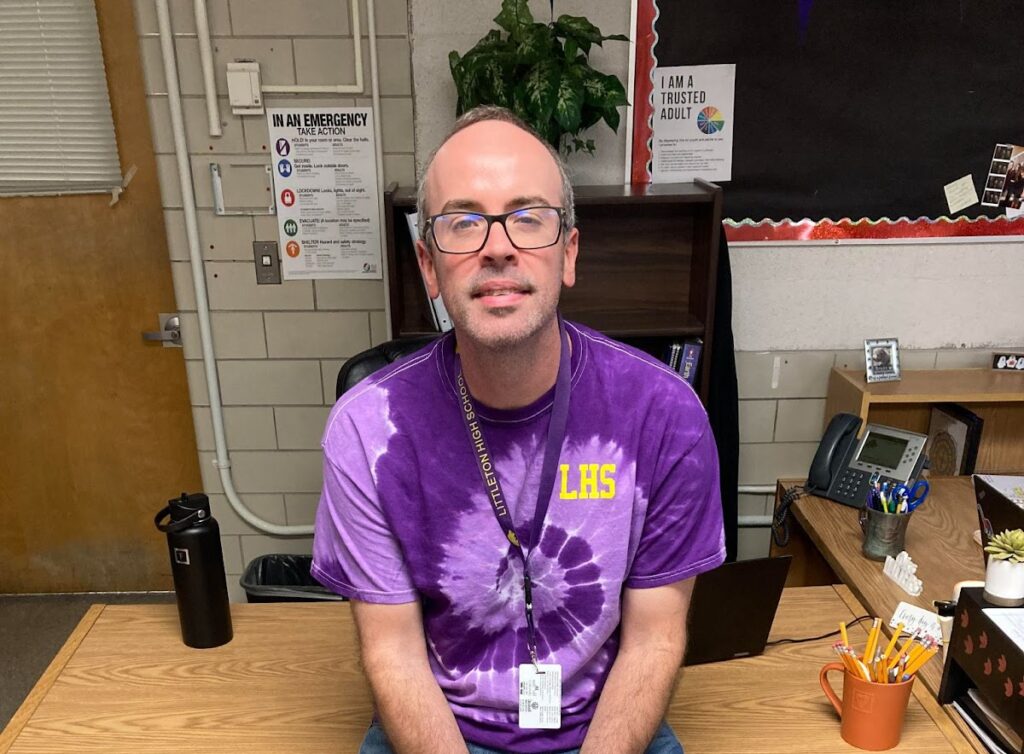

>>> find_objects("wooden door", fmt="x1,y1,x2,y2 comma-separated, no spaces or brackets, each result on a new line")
0,4,201,592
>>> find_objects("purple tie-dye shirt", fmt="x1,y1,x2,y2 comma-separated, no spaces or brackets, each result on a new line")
312,321,725,752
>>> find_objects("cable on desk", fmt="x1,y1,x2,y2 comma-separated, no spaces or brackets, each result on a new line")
771,485,805,548
767,615,873,645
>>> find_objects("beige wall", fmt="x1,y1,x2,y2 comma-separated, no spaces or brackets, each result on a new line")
134,0,413,600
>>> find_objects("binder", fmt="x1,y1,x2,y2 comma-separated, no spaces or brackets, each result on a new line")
404,212,452,332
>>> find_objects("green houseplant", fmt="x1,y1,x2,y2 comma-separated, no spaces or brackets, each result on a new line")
448,0,629,155
984,528,1024,606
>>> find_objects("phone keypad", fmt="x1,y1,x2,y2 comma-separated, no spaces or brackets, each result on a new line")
834,469,869,505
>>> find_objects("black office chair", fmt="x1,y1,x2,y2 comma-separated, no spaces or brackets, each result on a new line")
335,335,440,400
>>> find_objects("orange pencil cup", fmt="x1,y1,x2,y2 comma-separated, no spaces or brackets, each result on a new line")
819,662,914,751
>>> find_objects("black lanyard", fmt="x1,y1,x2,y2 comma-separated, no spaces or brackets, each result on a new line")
455,319,571,667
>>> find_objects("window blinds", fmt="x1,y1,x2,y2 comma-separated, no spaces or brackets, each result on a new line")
0,0,122,197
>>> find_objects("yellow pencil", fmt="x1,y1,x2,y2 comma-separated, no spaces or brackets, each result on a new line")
881,623,904,662
863,618,881,662
840,621,849,647
905,646,939,677
887,637,916,672
906,641,929,667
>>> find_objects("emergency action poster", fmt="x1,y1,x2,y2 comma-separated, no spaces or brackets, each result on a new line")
266,107,382,280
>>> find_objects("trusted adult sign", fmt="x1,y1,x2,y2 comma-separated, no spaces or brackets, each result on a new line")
266,107,382,280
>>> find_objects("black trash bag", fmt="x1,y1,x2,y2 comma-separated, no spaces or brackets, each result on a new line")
239,554,345,602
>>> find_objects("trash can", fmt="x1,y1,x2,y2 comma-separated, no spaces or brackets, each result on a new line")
239,554,345,602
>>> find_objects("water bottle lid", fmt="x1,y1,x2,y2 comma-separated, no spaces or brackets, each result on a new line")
155,492,211,533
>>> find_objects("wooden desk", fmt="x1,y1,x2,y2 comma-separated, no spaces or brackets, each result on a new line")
1,588,971,753
773,477,988,752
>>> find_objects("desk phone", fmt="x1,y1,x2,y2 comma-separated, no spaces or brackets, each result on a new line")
807,414,929,508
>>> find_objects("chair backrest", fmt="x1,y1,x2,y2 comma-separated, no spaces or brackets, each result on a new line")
335,336,440,400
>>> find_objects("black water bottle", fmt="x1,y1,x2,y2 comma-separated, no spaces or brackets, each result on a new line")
155,492,233,648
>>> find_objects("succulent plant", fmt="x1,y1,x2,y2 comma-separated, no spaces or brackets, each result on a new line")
985,529,1024,564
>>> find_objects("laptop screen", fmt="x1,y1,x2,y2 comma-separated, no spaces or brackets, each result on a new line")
683,555,792,666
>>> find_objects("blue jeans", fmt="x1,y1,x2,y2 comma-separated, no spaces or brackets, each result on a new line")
359,720,684,754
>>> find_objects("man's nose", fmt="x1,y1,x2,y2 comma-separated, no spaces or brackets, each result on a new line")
478,218,519,264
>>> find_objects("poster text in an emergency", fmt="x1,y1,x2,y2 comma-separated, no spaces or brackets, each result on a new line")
267,107,382,280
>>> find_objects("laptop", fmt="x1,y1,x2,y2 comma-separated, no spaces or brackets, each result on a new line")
683,555,792,666
974,474,1024,564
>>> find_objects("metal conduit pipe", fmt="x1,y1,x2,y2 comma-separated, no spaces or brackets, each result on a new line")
157,0,386,534
194,0,221,137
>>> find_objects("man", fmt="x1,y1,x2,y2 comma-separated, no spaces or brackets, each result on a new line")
312,106,725,753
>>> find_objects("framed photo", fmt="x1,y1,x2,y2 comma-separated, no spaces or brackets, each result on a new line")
926,403,983,476
864,338,901,383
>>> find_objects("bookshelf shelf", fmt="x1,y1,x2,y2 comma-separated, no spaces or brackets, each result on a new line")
382,181,723,401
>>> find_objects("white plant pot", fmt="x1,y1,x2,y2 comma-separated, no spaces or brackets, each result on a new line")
984,558,1024,606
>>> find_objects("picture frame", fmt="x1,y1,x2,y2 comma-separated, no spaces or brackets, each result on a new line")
864,338,901,383
926,403,984,476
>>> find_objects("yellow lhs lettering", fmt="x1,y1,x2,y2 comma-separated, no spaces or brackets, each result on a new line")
560,463,617,500
600,464,616,499
559,464,578,499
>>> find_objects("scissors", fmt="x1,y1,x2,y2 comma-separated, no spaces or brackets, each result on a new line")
893,480,930,511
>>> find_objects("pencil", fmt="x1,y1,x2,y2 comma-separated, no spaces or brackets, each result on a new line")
863,618,881,662
840,621,849,647
887,636,916,672
881,623,904,662
904,646,939,678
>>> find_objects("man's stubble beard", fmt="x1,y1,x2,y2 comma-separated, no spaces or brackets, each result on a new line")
437,259,563,354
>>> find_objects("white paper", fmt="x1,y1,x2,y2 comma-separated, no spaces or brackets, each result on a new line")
404,212,452,332
266,108,382,280
651,64,735,183
979,475,1024,504
944,175,980,214
983,608,1024,650
518,664,561,729
889,601,941,642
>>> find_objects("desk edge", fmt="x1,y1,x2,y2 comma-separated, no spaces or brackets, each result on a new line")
0,603,106,753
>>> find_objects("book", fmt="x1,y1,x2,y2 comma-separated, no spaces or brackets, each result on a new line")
679,340,702,386
926,403,983,476
663,341,683,371
404,212,452,332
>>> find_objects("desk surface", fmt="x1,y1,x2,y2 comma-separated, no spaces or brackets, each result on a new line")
1,586,971,753
783,476,988,753
789,476,985,699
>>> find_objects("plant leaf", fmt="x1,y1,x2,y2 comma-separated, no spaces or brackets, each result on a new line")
563,37,578,61
494,0,533,40
481,58,513,108
604,33,630,42
602,105,620,132
516,23,553,64
555,14,603,44
553,69,583,133
523,59,560,122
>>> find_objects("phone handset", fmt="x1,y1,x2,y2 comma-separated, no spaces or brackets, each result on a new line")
773,412,862,547
806,413,863,496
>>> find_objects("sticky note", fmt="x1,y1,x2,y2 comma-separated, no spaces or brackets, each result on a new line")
944,175,980,214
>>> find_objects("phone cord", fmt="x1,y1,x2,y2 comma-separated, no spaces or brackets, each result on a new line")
771,485,805,548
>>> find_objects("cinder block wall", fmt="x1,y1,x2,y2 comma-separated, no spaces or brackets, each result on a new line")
134,0,412,600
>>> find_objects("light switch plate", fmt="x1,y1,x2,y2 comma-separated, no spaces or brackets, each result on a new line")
253,241,281,284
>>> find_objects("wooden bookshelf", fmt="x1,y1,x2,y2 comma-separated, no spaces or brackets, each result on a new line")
825,368,1024,473
382,181,723,401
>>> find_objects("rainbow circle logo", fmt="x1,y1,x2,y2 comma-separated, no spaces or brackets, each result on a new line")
697,106,725,135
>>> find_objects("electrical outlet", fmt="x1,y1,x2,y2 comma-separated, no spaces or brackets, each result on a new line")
253,241,281,284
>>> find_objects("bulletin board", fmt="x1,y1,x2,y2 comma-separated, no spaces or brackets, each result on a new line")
628,1,1024,240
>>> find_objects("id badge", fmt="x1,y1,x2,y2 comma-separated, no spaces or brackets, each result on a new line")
518,663,562,729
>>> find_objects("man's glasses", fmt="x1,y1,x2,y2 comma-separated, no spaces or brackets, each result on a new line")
424,206,566,255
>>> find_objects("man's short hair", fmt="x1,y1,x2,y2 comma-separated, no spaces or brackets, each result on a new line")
416,105,576,236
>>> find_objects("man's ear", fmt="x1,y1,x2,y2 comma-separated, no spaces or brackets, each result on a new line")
561,226,579,289
414,239,440,299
